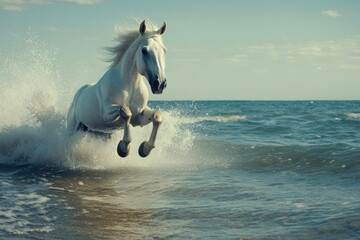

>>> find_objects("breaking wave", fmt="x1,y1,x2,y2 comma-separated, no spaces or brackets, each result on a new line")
182,115,247,124
347,113,360,120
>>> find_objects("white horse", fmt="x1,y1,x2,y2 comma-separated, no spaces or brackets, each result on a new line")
67,20,167,158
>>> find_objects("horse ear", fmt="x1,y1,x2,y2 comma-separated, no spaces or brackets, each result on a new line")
139,20,146,35
158,21,166,35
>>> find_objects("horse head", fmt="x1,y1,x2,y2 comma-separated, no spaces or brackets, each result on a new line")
136,20,167,94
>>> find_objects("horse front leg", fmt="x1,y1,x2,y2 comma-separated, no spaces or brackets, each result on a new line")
117,106,132,157
138,109,163,158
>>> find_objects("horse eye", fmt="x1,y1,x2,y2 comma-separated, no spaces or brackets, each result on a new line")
142,47,148,55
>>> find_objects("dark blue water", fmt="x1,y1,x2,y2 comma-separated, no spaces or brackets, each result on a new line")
1,101,360,239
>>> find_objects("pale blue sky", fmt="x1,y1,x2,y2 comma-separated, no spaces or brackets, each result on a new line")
0,0,359,100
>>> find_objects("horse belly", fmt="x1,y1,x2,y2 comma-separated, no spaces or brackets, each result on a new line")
77,100,125,133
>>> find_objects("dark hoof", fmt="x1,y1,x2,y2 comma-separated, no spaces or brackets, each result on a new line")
117,140,130,158
138,141,150,158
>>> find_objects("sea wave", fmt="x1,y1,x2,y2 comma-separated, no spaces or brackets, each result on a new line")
0,178,55,235
347,113,360,120
183,115,247,124
192,140,360,176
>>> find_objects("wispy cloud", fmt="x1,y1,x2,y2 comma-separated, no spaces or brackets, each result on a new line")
322,10,342,18
224,38,360,72
62,0,104,4
0,0,104,12
248,39,359,59
0,0,53,12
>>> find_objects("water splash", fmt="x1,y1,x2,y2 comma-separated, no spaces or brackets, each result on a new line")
0,33,195,171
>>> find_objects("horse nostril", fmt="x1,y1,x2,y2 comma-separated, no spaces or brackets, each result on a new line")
160,80,167,90
153,80,160,89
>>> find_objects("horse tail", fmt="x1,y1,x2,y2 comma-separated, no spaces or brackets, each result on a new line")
66,85,89,134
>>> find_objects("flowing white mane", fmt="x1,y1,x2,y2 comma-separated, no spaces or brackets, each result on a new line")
106,22,165,66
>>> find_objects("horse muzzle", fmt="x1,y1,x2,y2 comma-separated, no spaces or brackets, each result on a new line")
151,79,167,94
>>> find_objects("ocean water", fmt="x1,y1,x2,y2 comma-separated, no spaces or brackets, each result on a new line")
1,100,360,240
1,35,360,240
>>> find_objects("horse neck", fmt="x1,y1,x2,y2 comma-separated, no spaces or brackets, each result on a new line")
113,41,141,86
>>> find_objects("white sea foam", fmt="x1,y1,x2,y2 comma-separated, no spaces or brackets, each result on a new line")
0,177,55,235
346,113,360,120
183,115,247,124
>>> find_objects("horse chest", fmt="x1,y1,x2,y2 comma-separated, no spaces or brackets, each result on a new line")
127,80,149,114
127,93,147,115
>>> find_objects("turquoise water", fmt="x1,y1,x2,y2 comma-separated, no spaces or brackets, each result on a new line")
1,100,360,239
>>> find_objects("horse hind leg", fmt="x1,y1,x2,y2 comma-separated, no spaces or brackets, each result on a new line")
138,110,163,158
117,106,132,157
